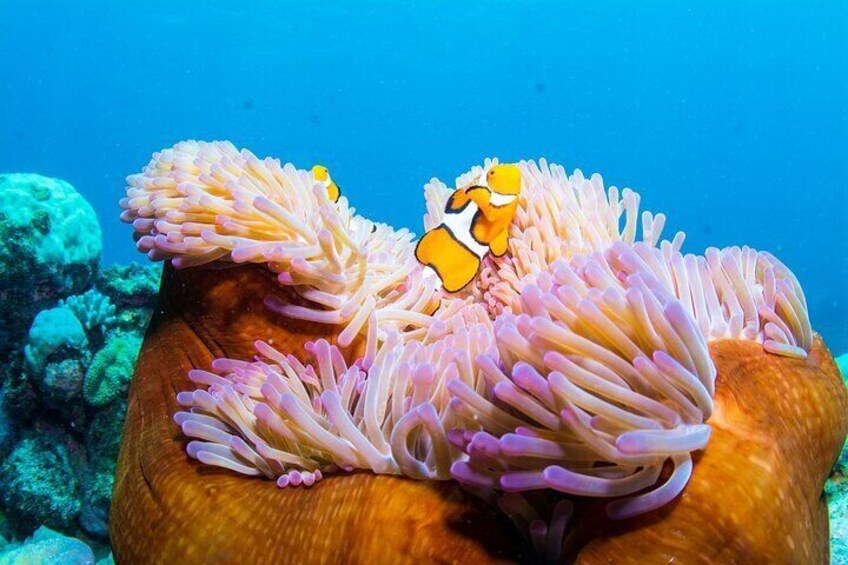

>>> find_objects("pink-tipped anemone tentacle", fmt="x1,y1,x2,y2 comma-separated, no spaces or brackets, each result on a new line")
448,251,715,520
122,140,444,354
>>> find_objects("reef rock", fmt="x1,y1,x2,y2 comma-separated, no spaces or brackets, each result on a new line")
0,392,12,459
96,263,161,309
81,400,127,539
23,307,88,374
23,307,90,423
0,174,101,366
827,354,848,564
0,433,82,535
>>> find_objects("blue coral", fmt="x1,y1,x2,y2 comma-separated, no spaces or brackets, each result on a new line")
59,290,116,334
0,173,101,368
0,526,95,565
23,307,88,374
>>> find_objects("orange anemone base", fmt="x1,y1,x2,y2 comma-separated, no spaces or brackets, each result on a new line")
110,264,848,564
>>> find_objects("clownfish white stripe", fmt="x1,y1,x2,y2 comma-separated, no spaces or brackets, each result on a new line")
489,192,518,206
443,203,489,259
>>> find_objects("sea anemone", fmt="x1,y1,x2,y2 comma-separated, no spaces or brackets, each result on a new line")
446,239,810,518
148,149,812,505
449,250,714,519
175,302,496,483
116,144,831,563
110,260,847,564
120,140,441,351
424,159,683,317
604,241,812,358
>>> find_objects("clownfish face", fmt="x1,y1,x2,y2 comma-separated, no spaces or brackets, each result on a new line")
485,164,521,196
312,165,330,183
311,164,341,202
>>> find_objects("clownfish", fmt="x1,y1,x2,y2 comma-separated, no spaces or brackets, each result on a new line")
312,165,341,203
415,163,522,293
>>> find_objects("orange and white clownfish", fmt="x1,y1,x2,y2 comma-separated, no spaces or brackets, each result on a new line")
415,163,522,293
311,165,341,203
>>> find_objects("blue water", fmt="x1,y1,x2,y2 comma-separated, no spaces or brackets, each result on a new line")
1,1,846,349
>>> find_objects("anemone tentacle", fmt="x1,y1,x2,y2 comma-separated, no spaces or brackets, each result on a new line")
174,304,496,483
121,140,442,352
121,147,815,527
424,159,684,316
605,241,812,358
448,252,714,519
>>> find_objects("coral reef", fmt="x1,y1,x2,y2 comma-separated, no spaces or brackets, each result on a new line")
95,263,161,334
60,290,117,340
828,353,848,564
3,297,151,542
113,141,846,562
0,526,96,565
83,333,141,407
0,393,12,458
96,263,161,306
0,174,101,370
80,400,128,539
0,173,159,550
0,433,82,534
23,307,88,374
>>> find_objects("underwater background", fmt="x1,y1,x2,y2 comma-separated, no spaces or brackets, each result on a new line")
1,1,846,346
0,1,846,563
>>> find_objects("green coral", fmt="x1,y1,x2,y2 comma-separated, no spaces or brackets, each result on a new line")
83,333,142,407
23,307,88,373
0,436,81,534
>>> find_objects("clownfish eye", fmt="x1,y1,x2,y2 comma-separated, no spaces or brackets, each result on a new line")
488,170,495,177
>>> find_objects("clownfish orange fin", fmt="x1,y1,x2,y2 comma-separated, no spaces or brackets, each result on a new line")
327,182,341,202
441,254,480,292
465,186,491,208
446,189,472,212
415,225,481,293
489,229,510,257
424,297,442,316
